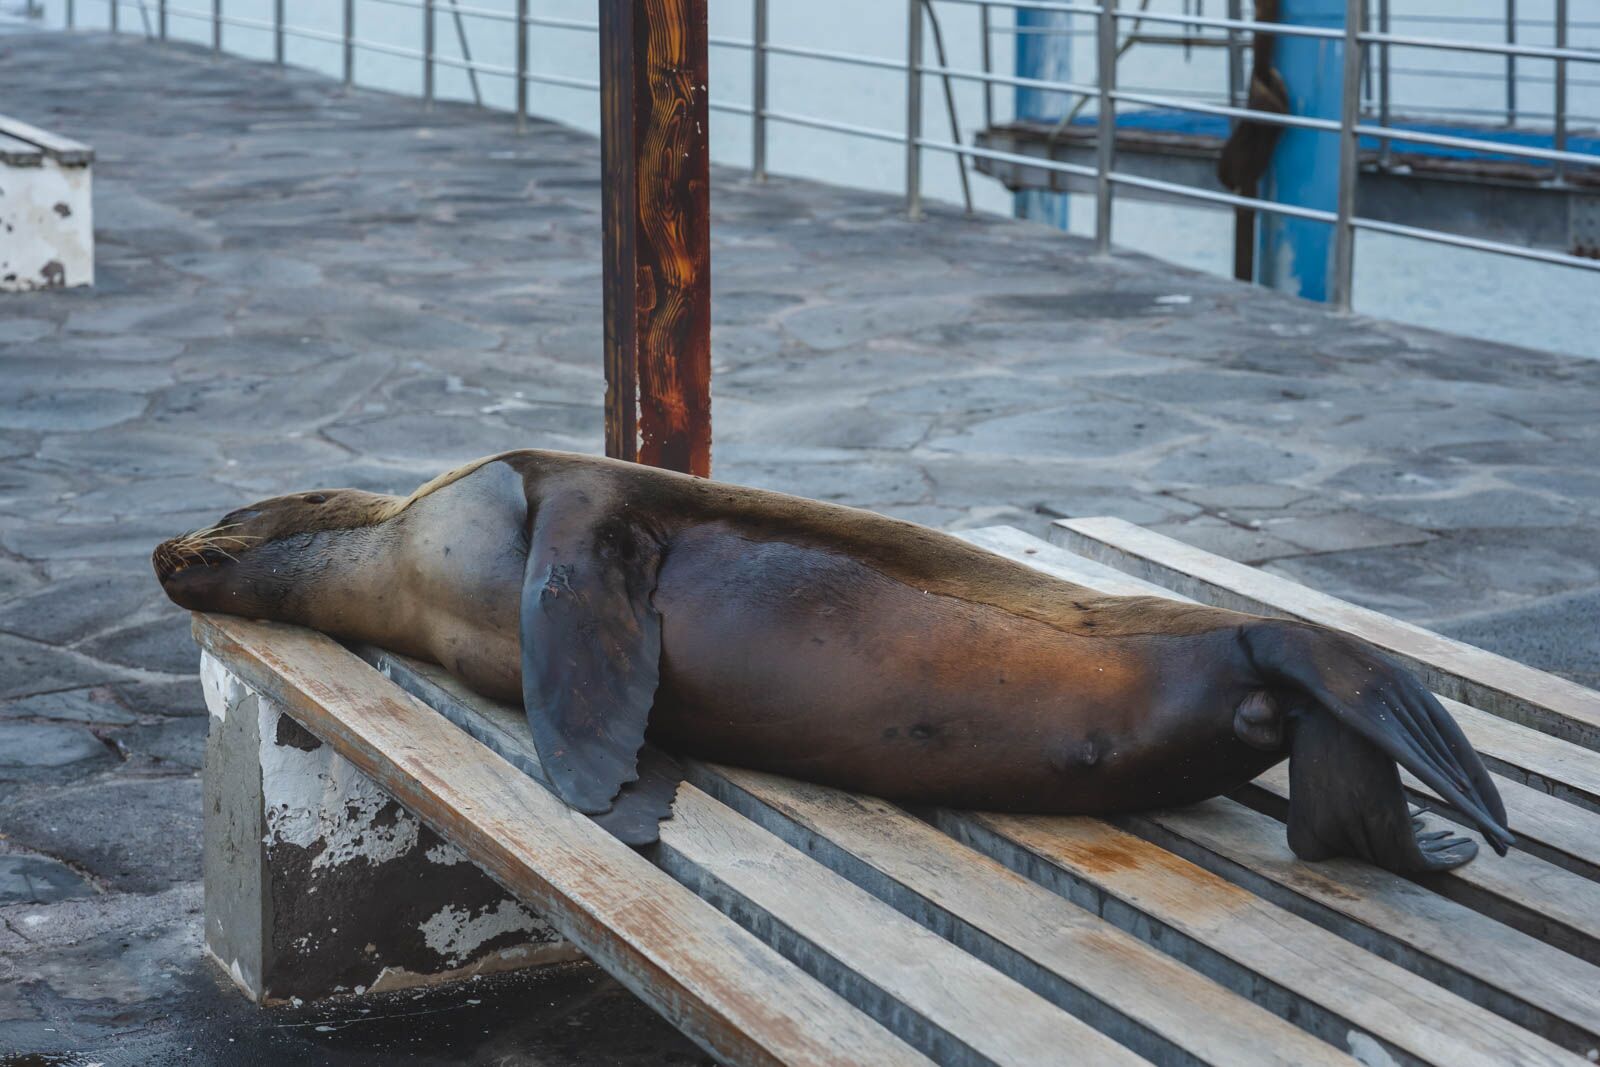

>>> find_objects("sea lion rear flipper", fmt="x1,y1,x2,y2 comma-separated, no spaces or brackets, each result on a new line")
1243,622,1513,873
1286,704,1480,872
521,489,664,816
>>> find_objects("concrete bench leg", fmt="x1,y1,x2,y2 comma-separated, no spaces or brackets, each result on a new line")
200,650,580,1004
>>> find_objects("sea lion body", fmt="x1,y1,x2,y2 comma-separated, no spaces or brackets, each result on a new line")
155,449,1513,872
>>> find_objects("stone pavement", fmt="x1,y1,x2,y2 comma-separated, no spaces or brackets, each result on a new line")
2,28,1598,1066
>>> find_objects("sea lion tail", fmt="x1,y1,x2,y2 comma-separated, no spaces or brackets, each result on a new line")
1240,621,1513,874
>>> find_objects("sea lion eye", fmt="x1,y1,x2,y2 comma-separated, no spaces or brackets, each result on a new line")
303,494,328,505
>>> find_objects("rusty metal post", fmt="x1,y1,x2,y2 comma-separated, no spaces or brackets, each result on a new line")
599,0,713,477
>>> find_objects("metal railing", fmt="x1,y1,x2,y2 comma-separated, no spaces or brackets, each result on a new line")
61,0,1600,311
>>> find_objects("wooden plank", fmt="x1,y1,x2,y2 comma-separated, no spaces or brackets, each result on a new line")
960,527,1600,880
943,810,1588,1067
1113,796,1600,1050
368,644,1350,1065
192,614,929,1067
599,0,712,476
0,131,44,166
660,784,1149,1067
1245,764,1600,964
361,645,1146,1063
697,765,1355,1067
1051,515,1600,750
0,115,94,164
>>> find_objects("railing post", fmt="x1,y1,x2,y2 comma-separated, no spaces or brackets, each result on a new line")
1505,0,1517,124
1332,0,1362,310
158,0,167,39
1225,0,1242,107
111,0,119,35
212,0,221,51
752,0,768,179
343,0,354,85
599,0,713,477
979,1,993,127
1094,0,1116,254
273,0,284,64
1377,0,1390,165
65,0,73,30
424,0,436,110
905,0,924,219
1554,0,1567,183
515,0,529,132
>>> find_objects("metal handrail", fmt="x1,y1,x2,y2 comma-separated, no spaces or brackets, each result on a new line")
70,0,1600,312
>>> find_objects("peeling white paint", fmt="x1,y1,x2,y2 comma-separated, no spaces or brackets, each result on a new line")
424,841,470,866
255,694,419,869
200,650,253,723
1347,1031,1399,1067
419,900,542,967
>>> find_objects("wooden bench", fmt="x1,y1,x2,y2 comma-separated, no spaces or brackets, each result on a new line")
0,114,93,291
194,522,1600,1066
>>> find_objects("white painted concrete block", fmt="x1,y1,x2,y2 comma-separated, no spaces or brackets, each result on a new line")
1,116,94,291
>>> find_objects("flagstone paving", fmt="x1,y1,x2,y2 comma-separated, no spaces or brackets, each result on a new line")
2,28,1597,1065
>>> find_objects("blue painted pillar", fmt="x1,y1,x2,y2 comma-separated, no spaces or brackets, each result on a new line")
1013,8,1074,230
1256,0,1345,301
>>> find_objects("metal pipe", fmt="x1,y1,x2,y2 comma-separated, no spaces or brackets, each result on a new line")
423,0,435,109
753,0,768,178
1225,0,1241,107
343,0,354,85
211,0,220,51
515,0,528,132
1353,215,1600,271
922,0,972,213
906,0,924,219
1555,0,1568,182
273,0,283,64
1095,0,1116,253
979,1,994,127
447,0,482,107
111,0,119,34
159,0,167,39
1506,0,1517,124
1378,0,1390,164
1333,0,1362,310
1359,29,1595,63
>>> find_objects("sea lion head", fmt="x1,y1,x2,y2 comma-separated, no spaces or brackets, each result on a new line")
152,488,396,617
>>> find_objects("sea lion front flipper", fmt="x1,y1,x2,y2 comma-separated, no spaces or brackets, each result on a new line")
590,744,685,846
1242,622,1513,874
521,489,664,815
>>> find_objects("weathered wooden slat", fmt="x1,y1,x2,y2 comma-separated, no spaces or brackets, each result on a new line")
1050,515,1600,750
660,784,1149,1067
1244,764,1600,963
944,811,1588,1067
0,114,94,164
1112,796,1600,1050
359,644,1146,1065
598,0,712,475
957,527,1600,879
696,765,1355,1067
193,614,929,1067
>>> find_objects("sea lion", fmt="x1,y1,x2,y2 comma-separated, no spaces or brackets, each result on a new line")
153,449,1512,873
